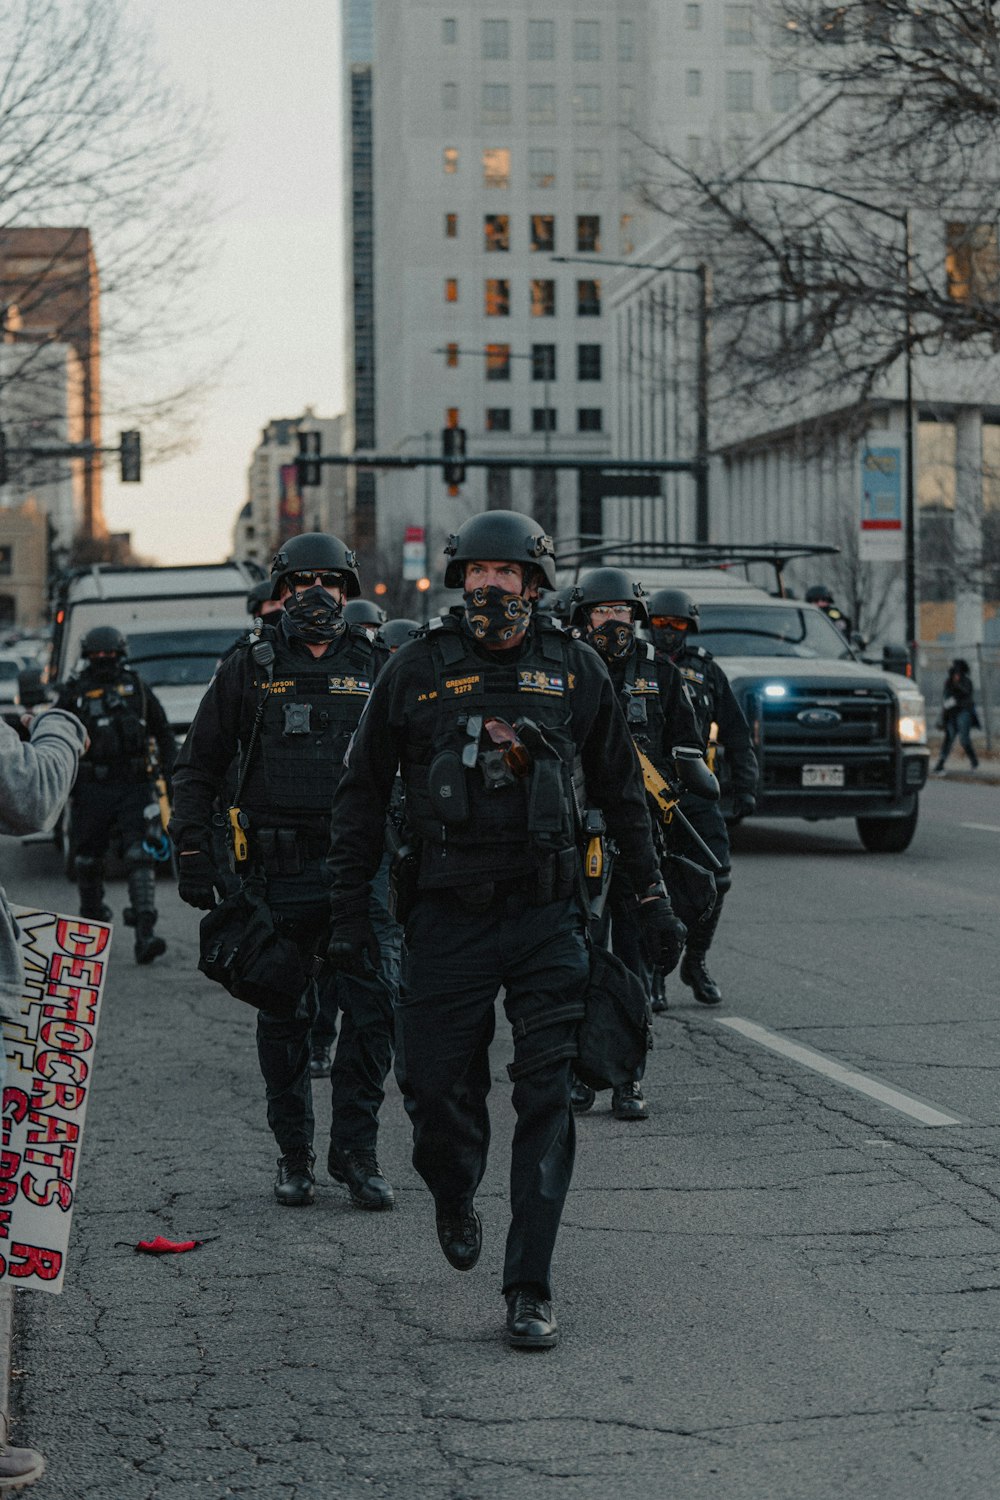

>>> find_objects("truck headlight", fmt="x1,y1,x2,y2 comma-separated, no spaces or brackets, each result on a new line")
896,689,926,744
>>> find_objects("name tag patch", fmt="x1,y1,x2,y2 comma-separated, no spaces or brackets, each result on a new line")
442,673,482,697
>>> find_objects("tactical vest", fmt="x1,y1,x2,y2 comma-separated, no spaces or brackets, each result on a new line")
618,643,671,775
239,626,376,821
673,645,716,744
404,618,581,891
74,672,150,781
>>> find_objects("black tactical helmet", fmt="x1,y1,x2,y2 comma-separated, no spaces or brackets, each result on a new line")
570,567,650,627
378,618,420,651
270,532,361,599
647,587,699,626
443,510,557,589
536,586,573,623
343,598,387,627
81,625,128,658
246,579,275,615
805,584,834,604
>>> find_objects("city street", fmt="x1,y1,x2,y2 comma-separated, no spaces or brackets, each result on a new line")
5,775,1000,1500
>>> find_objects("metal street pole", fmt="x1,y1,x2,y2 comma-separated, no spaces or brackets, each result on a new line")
423,431,432,622
903,210,917,660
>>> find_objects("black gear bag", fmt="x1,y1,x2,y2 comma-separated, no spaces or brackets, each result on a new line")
197,877,310,1020
575,944,653,1091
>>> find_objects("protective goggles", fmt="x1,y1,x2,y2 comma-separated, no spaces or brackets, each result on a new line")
589,604,634,621
649,615,691,631
483,717,532,778
285,570,344,591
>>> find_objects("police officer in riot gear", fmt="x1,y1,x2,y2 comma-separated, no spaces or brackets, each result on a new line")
648,587,759,1006
376,618,420,653
171,533,397,1211
246,578,283,622
569,568,701,1119
56,626,175,965
804,584,851,639
343,598,387,637
326,511,682,1350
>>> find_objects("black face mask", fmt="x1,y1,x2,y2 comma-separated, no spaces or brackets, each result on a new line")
652,626,687,659
282,584,346,644
86,657,121,683
587,620,635,661
462,586,532,646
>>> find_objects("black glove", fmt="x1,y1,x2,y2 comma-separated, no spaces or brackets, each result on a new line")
639,888,687,975
327,888,381,978
177,849,222,910
732,791,756,819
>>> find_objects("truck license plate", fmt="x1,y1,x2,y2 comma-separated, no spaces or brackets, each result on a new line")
802,765,845,787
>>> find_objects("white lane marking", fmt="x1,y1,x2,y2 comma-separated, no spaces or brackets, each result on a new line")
961,822,1000,834
714,1016,966,1127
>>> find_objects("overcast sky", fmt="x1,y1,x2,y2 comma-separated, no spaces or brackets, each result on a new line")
100,0,345,564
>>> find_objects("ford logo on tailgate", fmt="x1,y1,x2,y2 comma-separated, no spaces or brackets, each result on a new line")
798,708,842,727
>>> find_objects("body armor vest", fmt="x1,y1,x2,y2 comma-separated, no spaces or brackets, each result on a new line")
239,626,375,822
404,618,580,889
673,645,716,745
74,672,150,781
617,643,671,775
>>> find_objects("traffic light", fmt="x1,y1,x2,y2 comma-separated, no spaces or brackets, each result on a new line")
119,430,141,483
296,429,322,488
442,426,466,487
0,430,7,487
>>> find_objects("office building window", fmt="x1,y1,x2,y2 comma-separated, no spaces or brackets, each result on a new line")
483,147,511,188
442,82,458,110
577,279,601,316
531,279,556,316
574,85,602,123
573,20,600,60
577,408,603,432
528,19,555,59
685,3,702,27
485,278,510,315
442,17,457,44
531,214,555,252
946,222,1000,304
482,83,511,124
619,149,634,188
445,407,460,427
487,466,512,507
577,343,602,380
445,277,459,303
482,19,509,59
577,215,600,253
445,212,458,238
620,214,634,254
532,407,557,432
687,135,702,163
575,149,602,189
619,85,635,125
528,84,556,124
445,343,459,368
725,5,753,43
529,149,556,189
771,69,799,110
444,146,459,174
484,213,510,251
726,71,754,111
618,18,635,60
686,69,702,97
486,408,512,431
486,344,511,380
532,344,556,380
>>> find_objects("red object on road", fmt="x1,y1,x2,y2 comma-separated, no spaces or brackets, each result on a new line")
134,1236,203,1254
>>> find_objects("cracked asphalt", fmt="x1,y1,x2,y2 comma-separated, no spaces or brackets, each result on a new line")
4,775,1000,1499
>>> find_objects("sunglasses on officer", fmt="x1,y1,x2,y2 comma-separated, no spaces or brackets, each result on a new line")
286,570,344,591
649,615,691,632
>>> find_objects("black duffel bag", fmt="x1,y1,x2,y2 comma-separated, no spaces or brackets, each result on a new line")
661,851,716,931
575,944,653,1091
198,878,311,1020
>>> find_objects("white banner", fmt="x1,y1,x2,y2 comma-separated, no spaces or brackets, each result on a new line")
1,908,111,1294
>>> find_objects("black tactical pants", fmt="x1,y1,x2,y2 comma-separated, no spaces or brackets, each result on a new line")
69,782,151,863
311,853,402,1055
255,858,395,1155
669,794,732,954
594,866,649,1081
396,889,589,1299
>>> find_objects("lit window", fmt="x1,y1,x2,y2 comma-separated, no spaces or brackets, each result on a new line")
725,71,754,111
484,214,510,252
486,344,511,380
445,344,459,368
772,69,799,110
442,82,458,110
577,279,601,317
578,408,603,432
532,408,557,432
619,214,634,255
528,19,555,59
528,84,556,124
577,344,602,380
445,278,459,304
444,146,458,174
531,280,556,317
531,214,555,253
445,212,458,238
482,18,509,59
482,83,510,125
529,149,556,189
618,19,634,60
485,279,510,316
442,17,457,44
686,70,702,98
532,344,556,380
575,149,602,190
486,408,512,431
725,5,753,44
574,85,602,123
573,19,600,60
946,222,1000,304
577,215,600,253
483,148,511,188
619,85,635,125
685,4,702,27
445,407,460,427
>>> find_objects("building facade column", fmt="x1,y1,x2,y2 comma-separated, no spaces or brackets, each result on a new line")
954,407,984,648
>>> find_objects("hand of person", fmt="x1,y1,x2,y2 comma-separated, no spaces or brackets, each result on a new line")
177,849,222,910
731,791,756,819
639,885,687,975
327,889,381,977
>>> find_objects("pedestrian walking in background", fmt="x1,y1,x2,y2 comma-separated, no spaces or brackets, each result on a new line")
933,658,980,774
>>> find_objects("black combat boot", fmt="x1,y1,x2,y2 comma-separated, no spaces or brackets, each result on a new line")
309,1043,332,1079
127,864,165,964
75,856,111,923
680,898,724,1005
505,1286,558,1350
612,1080,649,1120
274,1147,316,1207
570,1075,596,1112
328,1143,395,1210
435,1204,482,1270
651,968,668,1014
